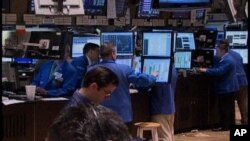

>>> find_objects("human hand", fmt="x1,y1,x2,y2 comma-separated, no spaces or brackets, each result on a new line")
196,68,207,73
36,87,48,96
151,71,158,77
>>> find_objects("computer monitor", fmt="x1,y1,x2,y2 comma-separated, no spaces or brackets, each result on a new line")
191,49,214,68
225,31,248,48
174,51,192,69
143,32,172,57
116,0,127,17
13,58,33,64
101,32,134,55
132,56,142,73
231,49,248,64
174,32,196,51
71,35,100,58
215,31,225,48
115,55,133,67
84,0,106,15
193,29,217,49
142,57,171,82
137,0,160,18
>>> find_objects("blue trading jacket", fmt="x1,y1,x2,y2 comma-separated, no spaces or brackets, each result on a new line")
89,59,157,123
228,50,248,86
71,56,89,89
150,65,178,115
205,53,239,94
32,60,78,97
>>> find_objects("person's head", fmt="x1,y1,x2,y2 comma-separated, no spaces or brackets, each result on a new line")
100,43,116,60
46,104,132,141
83,43,100,64
81,66,119,104
216,39,230,57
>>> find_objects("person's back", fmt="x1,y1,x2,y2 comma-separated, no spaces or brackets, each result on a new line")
71,43,100,89
89,43,157,123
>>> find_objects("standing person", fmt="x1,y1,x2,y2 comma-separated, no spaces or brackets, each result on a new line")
228,49,248,124
47,66,133,141
32,44,78,97
89,43,158,128
197,39,239,131
150,63,178,141
71,43,100,89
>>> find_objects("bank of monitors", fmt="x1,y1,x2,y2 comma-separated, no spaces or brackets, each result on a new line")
193,29,217,49
225,31,248,48
115,55,133,67
71,35,100,58
137,0,160,18
84,0,106,15
143,32,172,57
174,32,196,51
142,57,171,82
174,51,192,69
191,49,214,68
231,49,248,64
101,32,134,55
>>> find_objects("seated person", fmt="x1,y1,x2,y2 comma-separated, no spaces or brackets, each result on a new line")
31,44,78,97
47,66,135,141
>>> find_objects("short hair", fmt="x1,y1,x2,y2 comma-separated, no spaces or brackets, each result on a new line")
83,43,100,54
46,104,132,141
100,43,116,59
83,66,119,89
219,39,230,52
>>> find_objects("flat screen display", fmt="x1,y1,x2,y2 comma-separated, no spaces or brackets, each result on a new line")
191,49,214,68
84,0,106,15
193,29,217,49
101,32,134,55
174,51,192,69
71,35,100,58
225,31,248,48
231,49,248,64
175,32,196,51
116,0,127,17
142,57,171,82
143,32,172,57
215,31,225,48
115,55,133,67
13,58,33,64
137,0,160,18
153,0,212,9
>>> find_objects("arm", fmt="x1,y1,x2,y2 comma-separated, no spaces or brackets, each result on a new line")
128,69,157,88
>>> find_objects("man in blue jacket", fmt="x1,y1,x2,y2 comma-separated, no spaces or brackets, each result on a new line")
32,44,78,97
89,43,158,127
228,49,248,124
150,63,178,141
71,43,100,89
198,39,239,131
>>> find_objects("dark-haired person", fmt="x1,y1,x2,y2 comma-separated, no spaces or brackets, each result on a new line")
197,39,239,131
89,43,158,128
32,44,77,97
71,43,100,89
228,48,248,124
47,66,132,141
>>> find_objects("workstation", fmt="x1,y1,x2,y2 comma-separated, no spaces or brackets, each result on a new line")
2,0,248,141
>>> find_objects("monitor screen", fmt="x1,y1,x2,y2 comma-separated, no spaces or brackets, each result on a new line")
28,0,35,14
2,57,12,62
84,0,106,15
191,49,214,68
231,49,248,64
132,56,142,73
71,35,100,58
101,32,134,55
175,32,196,51
2,0,10,13
225,31,248,48
143,32,172,57
174,51,192,69
13,58,33,64
116,0,127,17
193,29,217,49
142,57,171,82
115,55,133,67
137,0,160,18
153,0,212,10
215,31,225,48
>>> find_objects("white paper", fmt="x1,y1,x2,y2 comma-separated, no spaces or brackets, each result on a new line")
41,97,68,101
2,98,25,106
